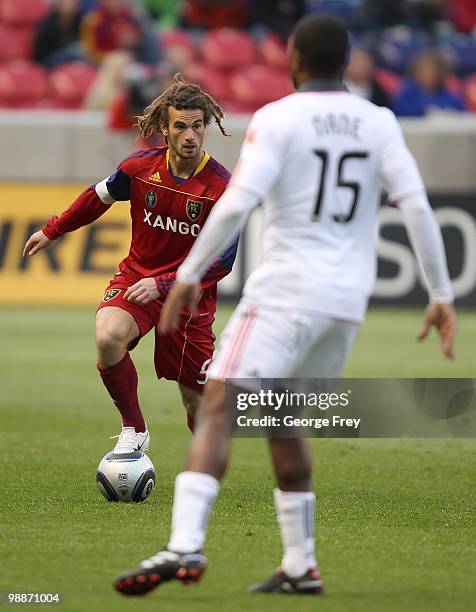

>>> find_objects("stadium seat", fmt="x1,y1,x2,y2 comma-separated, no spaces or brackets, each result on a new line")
445,73,463,97
49,62,97,108
160,29,196,67
464,73,476,112
0,23,34,60
182,62,229,105
202,28,256,70
228,65,293,113
198,68,229,105
0,60,49,107
0,0,49,25
373,68,403,97
259,33,287,70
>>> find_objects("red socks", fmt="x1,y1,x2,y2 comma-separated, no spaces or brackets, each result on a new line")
98,352,146,432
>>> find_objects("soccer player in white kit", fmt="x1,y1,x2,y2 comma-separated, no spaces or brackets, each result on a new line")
115,14,456,596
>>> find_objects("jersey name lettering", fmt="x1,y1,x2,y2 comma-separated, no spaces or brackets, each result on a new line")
312,113,361,141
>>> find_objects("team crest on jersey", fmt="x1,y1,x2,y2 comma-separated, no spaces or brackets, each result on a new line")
186,199,203,221
103,288,121,302
145,191,157,208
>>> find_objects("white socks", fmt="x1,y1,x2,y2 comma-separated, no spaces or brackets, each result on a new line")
166,473,317,575
274,488,317,578
167,471,219,553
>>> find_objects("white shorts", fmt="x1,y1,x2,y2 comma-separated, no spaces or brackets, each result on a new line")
208,301,360,382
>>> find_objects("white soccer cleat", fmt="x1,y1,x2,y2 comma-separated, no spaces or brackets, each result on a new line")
110,427,150,454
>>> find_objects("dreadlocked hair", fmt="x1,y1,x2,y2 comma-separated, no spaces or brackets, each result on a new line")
136,73,229,138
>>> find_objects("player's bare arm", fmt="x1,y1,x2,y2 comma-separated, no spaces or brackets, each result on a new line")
22,230,52,257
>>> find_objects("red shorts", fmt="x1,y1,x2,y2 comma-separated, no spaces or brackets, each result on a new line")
97,274,215,391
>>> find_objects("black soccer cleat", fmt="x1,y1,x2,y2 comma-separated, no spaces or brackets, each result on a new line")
248,567,323,595
114,548,207,596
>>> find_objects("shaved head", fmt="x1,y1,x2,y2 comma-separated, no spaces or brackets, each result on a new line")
290,14,350,83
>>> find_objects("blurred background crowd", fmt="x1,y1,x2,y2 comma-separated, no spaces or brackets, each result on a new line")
1,0,476,133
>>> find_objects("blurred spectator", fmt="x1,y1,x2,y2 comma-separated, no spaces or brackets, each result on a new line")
451,0,476,33
345,47,390,107
83,49,133,108
355,0,413,31
34,0,86,69
142,0,180,29
181,0,250,30
412,0,450,36
108,62,175,136
81,0,159,64
392,49,466,116
80,0,99,15
251,0,305,39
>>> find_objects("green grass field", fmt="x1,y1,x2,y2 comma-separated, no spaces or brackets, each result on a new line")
1,306,475,612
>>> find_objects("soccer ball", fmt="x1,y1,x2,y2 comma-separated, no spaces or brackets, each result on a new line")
96,451,156,502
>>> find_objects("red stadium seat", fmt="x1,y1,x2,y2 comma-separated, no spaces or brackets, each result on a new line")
373,68,403,97
49,62,97,108
200,69,228,103
0,60,49,107
0,0,49,25
182,62,230,105
181,61,205,83
228,65,293,113
0,23,34,60
202,28,256,70
161,29,196,67
445,73,463,97
259,34,288,70
464,73,476,112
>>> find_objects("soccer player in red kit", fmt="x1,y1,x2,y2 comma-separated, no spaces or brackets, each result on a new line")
23,74,237,454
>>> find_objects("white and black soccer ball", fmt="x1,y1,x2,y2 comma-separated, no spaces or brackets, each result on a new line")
96,451,156,502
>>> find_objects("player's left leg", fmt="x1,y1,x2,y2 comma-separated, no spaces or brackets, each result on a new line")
178,384,202,432
246,437,323,594
249,315,359,594
153,313,213,431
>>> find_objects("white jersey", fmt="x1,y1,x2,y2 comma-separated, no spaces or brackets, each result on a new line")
231,90,425,322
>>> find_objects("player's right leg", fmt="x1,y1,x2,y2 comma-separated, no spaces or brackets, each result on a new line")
114,378,226,595
95,280,158,454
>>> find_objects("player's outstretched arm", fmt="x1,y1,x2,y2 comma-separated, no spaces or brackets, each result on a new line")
397,192,456,359
418,302,456,359
22,229,52,257
378,110,456,359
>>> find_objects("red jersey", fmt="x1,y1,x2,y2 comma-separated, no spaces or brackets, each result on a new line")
43,147,238,314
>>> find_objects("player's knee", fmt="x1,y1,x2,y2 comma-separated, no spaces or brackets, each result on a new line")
95,326,129,355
